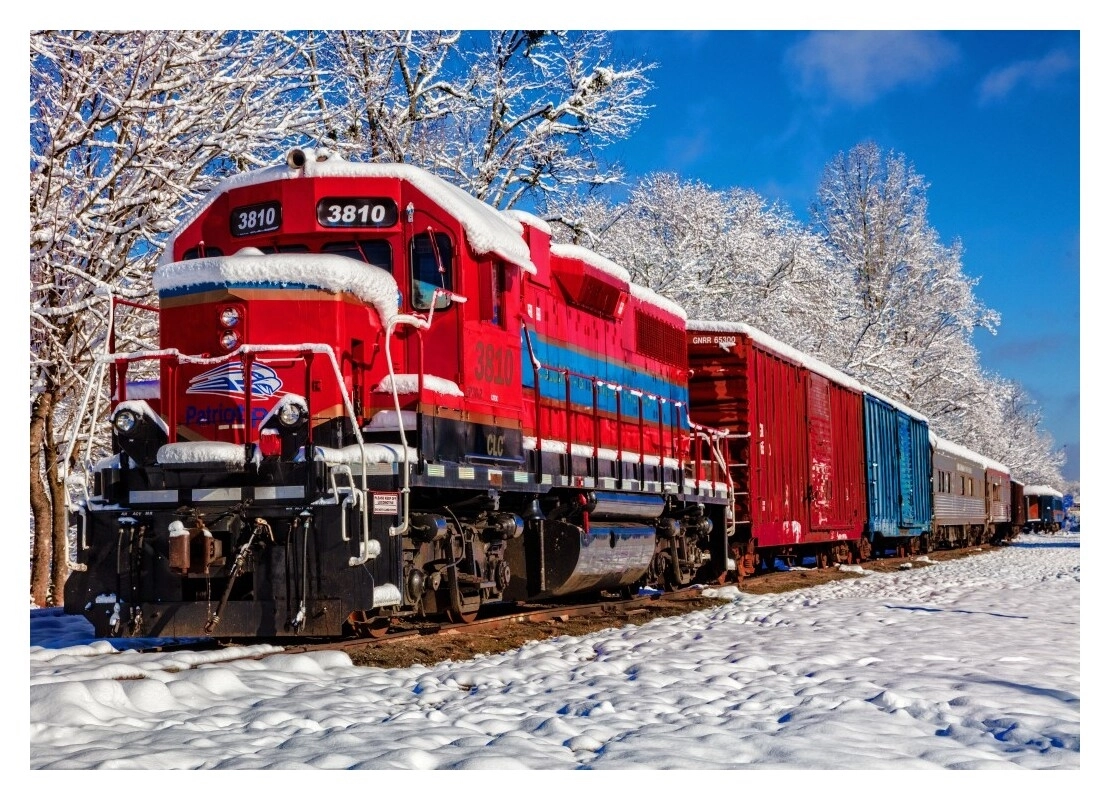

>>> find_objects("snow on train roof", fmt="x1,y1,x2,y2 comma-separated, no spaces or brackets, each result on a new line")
929,433,1009,474
154,249,401,325
548,242,685,319
687,319,926,421
161,149,536,275
1023,484,1064,497
629,282,687,320
549,242,632,282
503,209,552,235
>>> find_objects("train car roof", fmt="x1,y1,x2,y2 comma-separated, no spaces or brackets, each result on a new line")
547,242,687,320
628,282,688,321
550,242,631,281
1023,484,1063,497
930,433,1010,474
687,319,926,421
503,208,552,235
160,149,536,276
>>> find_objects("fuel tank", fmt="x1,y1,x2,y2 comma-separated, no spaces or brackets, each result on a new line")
504,518,656,600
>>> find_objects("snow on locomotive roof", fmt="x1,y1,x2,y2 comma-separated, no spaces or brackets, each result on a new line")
628,282,687,320
688,319,927,421
549,242,632,282
1023,484,1064,497
154,249,401,325
503,208,552,235
549,242,685,319
929,433,1010,474
161,149,536,275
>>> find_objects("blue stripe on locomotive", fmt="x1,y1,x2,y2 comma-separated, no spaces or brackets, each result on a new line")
520,332,689,429
863,394,932,539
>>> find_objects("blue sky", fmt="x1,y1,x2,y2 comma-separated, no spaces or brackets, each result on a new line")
598,30,1081,482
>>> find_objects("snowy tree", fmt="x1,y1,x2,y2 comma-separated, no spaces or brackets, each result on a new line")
809,142,1001,427
301,30,653,209
546,155,1063,489
958,375,1065,487
547,172,844,348
30,30,320,605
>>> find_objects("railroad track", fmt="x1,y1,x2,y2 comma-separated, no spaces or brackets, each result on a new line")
126,587,707,659
127,544,1002,662
282,587,708,657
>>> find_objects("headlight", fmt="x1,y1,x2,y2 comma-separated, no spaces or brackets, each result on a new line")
220,330,240,350
113,409,138,434
220,307,241,327
278,403,305,427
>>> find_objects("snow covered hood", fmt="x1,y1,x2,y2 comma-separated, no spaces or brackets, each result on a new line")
154,249,401,325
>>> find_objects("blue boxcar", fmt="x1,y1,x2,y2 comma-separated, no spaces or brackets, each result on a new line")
862,394,932,551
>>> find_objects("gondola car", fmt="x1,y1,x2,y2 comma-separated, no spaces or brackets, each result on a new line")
1023,485,1065,532
930,434,1010,548
686,321,868,575
64,148,732,639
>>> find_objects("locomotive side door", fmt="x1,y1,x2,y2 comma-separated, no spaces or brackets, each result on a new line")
460,258,525,464
406,209,462,385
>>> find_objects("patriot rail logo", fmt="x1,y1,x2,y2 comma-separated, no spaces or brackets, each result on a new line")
186,362,283,399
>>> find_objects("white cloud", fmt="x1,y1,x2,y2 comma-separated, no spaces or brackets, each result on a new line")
978,48,1078,104
786,31,960,106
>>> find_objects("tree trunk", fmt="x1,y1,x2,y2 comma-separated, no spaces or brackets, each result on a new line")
47,407,70,606
29,390,54,607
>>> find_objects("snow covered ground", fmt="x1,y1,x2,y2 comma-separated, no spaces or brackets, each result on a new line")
29,533,1080,775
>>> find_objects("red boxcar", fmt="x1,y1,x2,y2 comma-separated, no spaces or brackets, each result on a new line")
687,322,867,573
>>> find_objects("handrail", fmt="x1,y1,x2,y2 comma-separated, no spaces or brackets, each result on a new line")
380,286,465,540
520,322,545,480
99,341,380,565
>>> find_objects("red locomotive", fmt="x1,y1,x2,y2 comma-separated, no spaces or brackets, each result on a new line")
64,149,733,639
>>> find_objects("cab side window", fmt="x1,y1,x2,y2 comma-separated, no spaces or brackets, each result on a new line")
411,232,453,310
480,262,505,326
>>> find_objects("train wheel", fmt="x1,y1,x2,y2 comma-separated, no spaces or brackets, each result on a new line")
816,550,830,569
346,610,392,639
659,554,680,592
446,581,482,624
446,606,479,624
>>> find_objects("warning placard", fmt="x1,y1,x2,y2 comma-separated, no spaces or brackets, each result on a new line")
372,493,399,515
